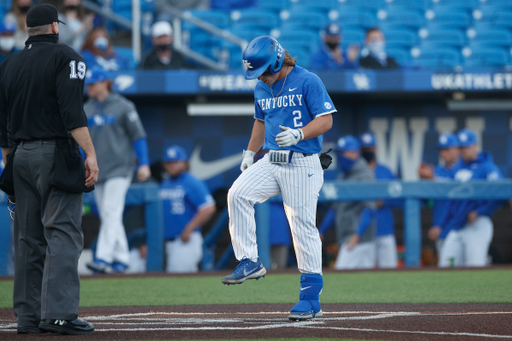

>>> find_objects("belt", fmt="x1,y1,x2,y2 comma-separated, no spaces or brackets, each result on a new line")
291,151,313,157
20,139,56,146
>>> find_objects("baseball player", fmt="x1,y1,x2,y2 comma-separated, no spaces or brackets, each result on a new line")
222,36,336,321
84,66,151,274
438,129,502,267
319,136,376,269
359,132,399,268
159,145,216,273
418,133,461,255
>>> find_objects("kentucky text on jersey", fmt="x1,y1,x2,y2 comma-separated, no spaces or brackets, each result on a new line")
257,94,304,110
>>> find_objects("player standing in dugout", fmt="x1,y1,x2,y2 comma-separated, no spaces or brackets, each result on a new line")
222,36,336,321
0,4,98,335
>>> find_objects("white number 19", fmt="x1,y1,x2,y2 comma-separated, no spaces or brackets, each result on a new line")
69,60,86,80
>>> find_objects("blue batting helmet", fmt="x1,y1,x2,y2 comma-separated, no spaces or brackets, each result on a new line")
359,132,376,148
336,135,360,152
438,133,459,148
163,145,187,162
457,129,477,147
242,36,285,80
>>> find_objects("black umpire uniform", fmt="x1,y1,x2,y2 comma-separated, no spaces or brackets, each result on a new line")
0,4,95,335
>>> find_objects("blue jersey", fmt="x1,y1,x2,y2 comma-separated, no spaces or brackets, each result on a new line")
310,44,359,70
159,171,215,240
441,152,503,231
433,160,461,239
254,66,336,154
374,164,398,237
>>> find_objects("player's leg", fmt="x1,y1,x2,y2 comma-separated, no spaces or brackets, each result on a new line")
462,216,493,267
95,176,132,272
166,231,203,272
438,230,463,267
376,235,398,268
279,153,324,320
87,182,112,272
223,155,279,284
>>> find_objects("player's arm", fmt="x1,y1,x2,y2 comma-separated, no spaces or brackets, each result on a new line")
301,114,333,139
241,120,265,172
180,204,216,242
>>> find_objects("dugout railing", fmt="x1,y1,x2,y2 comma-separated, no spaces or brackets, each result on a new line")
1,180,512,275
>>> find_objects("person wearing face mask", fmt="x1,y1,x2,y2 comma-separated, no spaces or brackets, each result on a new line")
0,21,17,64
359,28,399,69
359,132,400,268
138,21,188,70
4,0,33,50
58,0,94,51
81,27,131,71
310,23,359,70
318,136,376,270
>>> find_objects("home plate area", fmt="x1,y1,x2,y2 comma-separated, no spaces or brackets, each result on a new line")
0,303,512,340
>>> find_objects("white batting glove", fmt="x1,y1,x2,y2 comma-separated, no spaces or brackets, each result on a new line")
275,125,304,147
240,150,255,172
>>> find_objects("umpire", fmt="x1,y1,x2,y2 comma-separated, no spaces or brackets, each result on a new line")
0,4,98,335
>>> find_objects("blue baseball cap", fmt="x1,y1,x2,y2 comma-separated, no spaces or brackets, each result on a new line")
85,66,110,85
438,133,459,148
359,132,376,148
336,135,360,152
163,145,187,162
457,129,477,147
325,23,341,37
0,21,16,34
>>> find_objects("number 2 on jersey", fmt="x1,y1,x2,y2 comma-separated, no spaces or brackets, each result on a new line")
293,110,303,128
69,60,86,80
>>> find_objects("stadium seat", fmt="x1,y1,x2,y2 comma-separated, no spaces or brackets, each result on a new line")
421,28,466,48
230,9,279,31
337,10,378,29
386,47,410,66
411,47,462,67
464,47,510,67
229,27,269,43
425,10,472,29
469,28,512,46
473,10,512,30
284,45,311,68
340,28,365,47
182,10,229,31
289,0,339,13
381,10,426,29
337,0,386,11
257,0,290,12
274,29,321,50
382,29,418,49
431,0,478,12
112,46,137,70
384,0,430,10
280,11,328,31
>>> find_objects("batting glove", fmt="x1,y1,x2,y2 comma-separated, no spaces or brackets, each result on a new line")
275,125,304,147
240,150,255,172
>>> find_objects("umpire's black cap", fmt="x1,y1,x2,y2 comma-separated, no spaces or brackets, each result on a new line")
26,4,66,28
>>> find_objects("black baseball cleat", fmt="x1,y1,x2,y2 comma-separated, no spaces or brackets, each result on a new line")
17,326,49,334
39,318,94,335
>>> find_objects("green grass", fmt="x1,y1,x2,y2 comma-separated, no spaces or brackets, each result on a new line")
1,269,511,308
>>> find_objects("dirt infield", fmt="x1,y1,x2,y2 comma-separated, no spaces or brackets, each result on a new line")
0,303,511,341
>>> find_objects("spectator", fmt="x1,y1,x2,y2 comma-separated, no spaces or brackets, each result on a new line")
159,145,216,273
310,23,359,70
81,27,132,71
318,136,376,269
359,27,399,69
139,21,188,70
3,0,32,50
0,21,17,64
418,133,461,257
58,0,94,51
359,132,399,268
438,129,503,267
84,66,151,274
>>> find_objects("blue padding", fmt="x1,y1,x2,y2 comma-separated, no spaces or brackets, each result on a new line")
294,273,323,313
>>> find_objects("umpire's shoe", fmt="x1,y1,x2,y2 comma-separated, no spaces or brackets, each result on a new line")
221,258,266,285
17,326,49,334
39,318,95,335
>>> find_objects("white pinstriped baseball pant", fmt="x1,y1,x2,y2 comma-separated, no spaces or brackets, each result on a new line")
227,153,323,274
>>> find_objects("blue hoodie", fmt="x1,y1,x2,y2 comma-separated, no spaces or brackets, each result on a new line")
433,159,462,239
440,152,503,231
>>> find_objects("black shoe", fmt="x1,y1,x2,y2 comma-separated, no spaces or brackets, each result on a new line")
17,326,49,334
39,318,94,335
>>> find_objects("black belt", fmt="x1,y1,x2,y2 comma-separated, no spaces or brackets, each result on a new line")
291,151,313,157
20,139,56,146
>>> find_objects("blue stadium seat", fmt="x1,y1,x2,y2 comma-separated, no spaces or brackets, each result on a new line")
257,0,290,12
464,47,510,67
473,10,512,30
112,46,137,70
337,10,378,29
275,29,321,49
337,0,386,11
384,0,430,10
431,0,478,12
289,0,339,12
411,47,462,67
229,27,269,43
382,10,426,29
182,10,229,31
422,28,466,48
382,29,418,49
386,47,410,66
469,28,512,46
426,10,471,29
477,0,512,5
341,28,365,47
230,9,279,31
280,11,328,31
283,44,311,68
379,22,410,32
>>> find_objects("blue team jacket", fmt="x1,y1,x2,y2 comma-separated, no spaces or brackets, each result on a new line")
440,152,503,231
